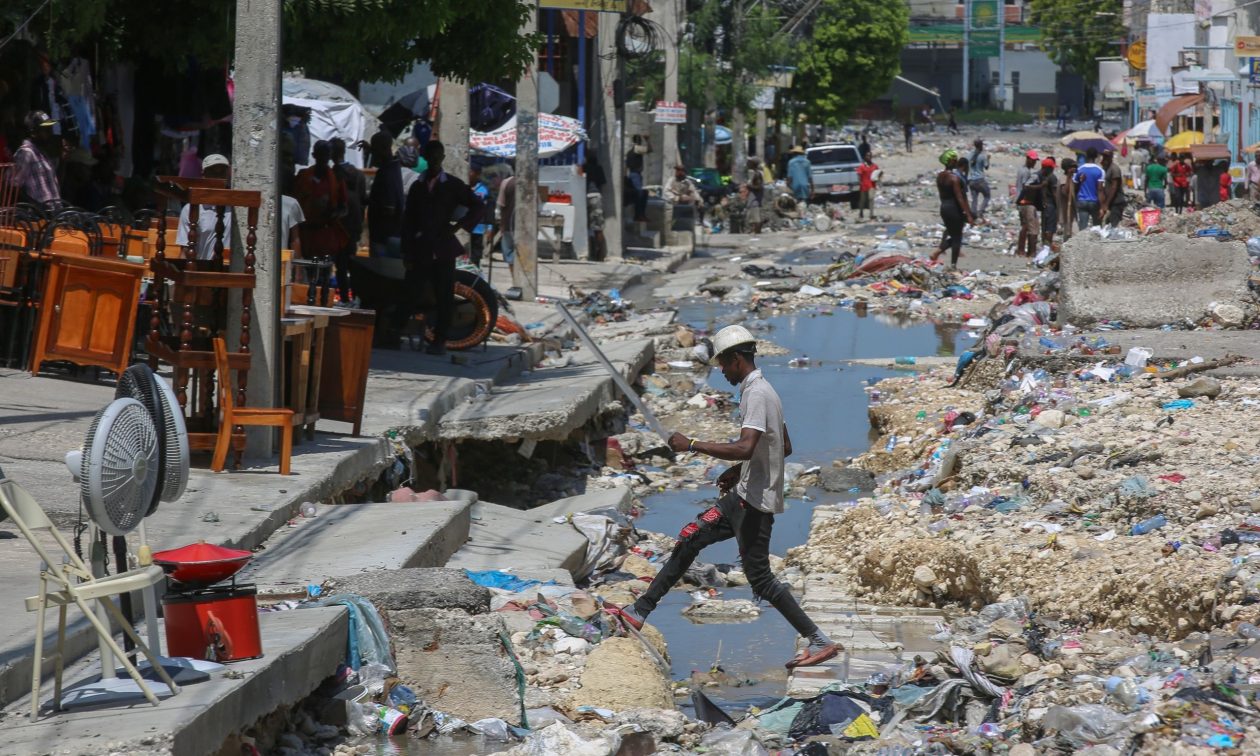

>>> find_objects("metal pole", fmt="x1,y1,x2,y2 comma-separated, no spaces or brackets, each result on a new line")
962,0,970,108
998,2,1006,110
577,10,587,165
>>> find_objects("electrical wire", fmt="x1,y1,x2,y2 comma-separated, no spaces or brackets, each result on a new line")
617,13,670,60
0,0,52,55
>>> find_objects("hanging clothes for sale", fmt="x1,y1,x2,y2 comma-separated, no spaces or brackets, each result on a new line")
59,56,97,149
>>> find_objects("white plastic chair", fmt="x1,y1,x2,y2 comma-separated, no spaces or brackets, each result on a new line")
0,476,179,719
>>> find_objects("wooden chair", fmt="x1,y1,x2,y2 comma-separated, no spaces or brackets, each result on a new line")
211,337,293,474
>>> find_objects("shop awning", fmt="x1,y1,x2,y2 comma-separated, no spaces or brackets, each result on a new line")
1155,94,1204,134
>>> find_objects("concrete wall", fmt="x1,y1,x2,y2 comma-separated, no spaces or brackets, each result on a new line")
1059,234,1254,327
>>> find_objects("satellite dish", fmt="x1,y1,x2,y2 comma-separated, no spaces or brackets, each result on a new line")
116,365,190,509
80,398,159,537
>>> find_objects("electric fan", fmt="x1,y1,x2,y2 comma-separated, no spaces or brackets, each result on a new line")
115,363,190,509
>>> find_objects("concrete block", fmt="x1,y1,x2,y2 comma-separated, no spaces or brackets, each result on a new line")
1059,235,1253,327
446,502,590,576
389,608,521,724
330,568,490,613
242,500,471,593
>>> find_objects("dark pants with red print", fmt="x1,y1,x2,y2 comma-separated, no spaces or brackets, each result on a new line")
631,491,819,638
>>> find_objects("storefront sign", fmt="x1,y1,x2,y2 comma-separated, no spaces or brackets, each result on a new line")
1237,36,1260,56
654,101,687,124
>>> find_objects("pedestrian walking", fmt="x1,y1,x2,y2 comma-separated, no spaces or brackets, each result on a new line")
11,110,62,206
399,140,485,355
294,140,350,263
856,154,878,220
605,325,841,671
947,108,959,135
367,131,405,258
1169,156,1192,213
625,134,650,222
903,119,914,153
1038,157,1059,248
467,165,490,268
1073,147,1105,229
1099,149,1126,226
930,149,973,268
1014,150,1040,257
1248,153,1260,203
967,139,991,219
1056,104,1068,132
858,135,871,163
1058,158,1076,243
786,146,812,203
330,138,366,304
746,158,765,234
1145,155,1168,210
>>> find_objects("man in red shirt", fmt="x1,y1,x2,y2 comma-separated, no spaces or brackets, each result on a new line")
1169,156,1192,214
856,156,878,220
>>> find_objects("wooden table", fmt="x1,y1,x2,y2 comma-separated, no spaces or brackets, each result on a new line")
280,312,329,442
290,304,375,436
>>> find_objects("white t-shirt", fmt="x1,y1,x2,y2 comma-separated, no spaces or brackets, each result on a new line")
280,195,305,249
175,204,233,261
735,369,785,514
176,197,306,258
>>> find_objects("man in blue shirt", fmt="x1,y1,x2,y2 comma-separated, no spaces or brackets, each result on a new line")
1072,147,1106,230
468,165,490,268
786,146,812,202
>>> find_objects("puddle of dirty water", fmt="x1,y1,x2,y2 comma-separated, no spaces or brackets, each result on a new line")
635,303,973,710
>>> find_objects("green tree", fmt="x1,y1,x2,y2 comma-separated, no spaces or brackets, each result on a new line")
2,0,539,83
1028,0,1124,86
792,0,908,125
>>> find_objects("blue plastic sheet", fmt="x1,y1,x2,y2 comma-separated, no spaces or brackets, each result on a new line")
465,569,555,592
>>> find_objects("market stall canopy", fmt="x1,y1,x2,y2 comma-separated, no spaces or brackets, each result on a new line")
1155,94,1205,135
282,77,371,168
1164,130,1205,152
1122,119,1165,143
1188,143,1231,161
470,113,587,158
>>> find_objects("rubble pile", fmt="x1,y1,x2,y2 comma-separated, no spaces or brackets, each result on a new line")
1160,198,1260,239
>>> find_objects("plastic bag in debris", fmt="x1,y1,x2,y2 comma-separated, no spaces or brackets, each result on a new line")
565,507,638,582
1034,245,1053,267
497,721,621,756
697,726,770,756
524,706,574,728
466,569,554,593
470,717,514,741
1042,704,1141,748
303,594,395,672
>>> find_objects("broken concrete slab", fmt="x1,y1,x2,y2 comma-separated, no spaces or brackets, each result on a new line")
1058,235,1253,328
242,500,472,593
436,338,655,442
446,501,590,576
0,608,347,756
528,486,635,520
389,608,521,724
329,568,490,613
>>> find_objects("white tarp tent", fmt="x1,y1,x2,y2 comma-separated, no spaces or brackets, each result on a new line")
470,113,586,158
282,77,372,168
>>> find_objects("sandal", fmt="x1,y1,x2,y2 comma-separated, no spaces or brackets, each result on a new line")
785,642,841,669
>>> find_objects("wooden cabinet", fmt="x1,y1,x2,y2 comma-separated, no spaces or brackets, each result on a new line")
30,254,145,376
307,308,375,435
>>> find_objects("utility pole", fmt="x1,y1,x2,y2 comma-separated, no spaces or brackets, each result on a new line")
598,11,624,259
514,4,540,298
231,0,282,455
998,2,1006,110
661,0,681,171
962,0,970,108
437,80,470,184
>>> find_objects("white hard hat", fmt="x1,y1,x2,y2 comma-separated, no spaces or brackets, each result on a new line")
711,325,756,363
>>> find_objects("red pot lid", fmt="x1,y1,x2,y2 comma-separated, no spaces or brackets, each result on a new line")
152,540,252,565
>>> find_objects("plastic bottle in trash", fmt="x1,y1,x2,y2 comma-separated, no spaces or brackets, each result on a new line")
895,356,916,365
885,435,897,452
300,501,318,518
1130,515,1167,535
1105,676,1150,710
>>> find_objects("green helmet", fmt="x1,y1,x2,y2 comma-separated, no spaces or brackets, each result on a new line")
939,148,959,167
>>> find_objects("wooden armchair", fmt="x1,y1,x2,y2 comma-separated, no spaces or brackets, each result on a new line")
211,338,293,475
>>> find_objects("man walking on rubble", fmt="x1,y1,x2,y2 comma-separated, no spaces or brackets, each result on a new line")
605,325,841,670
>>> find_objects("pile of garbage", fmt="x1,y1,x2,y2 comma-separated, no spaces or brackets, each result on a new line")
1160,198,1260,240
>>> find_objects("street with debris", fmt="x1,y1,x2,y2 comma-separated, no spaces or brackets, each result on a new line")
7,0,1260,754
